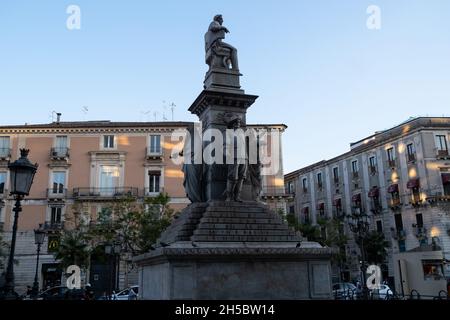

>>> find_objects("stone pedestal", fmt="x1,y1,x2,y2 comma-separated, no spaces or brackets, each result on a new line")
136,243,333,300
134,202,334,299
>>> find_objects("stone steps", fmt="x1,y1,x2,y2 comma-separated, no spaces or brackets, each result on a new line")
198,223,289,230
194,229,298,236
200,217,283,224
191,235,300,242
157,201,303,245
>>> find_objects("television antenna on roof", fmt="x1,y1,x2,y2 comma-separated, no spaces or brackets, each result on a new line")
169,102,176,121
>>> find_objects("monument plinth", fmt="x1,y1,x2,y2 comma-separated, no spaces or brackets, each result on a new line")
134,15,334,300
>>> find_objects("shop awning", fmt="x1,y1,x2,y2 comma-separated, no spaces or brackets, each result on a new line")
442,173,450,184
352,194,361,202
368,187,379,198
407,178,420,189
387,184,398,193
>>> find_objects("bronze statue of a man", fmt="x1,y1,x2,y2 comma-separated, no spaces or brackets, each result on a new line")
205,14,239,71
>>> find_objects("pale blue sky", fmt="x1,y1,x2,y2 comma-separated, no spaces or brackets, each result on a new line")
1,1,450,173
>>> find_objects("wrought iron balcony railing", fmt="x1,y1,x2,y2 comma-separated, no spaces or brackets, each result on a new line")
0,148,11,160
50,147,70,160
426,194,450,204
437,149,450,159
43,221,65,231
387,159,397,169
144,187,165,197
260,186,295,199
47,188,68,199
73,187,139,199
146,147,163,159
389,198,402,210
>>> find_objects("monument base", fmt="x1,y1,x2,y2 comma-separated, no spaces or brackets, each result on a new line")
134,202,334,300
135,242,333,300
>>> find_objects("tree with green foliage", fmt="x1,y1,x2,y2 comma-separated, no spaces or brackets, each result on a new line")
53,193,175,269
357,231,389,265
54,228,91,269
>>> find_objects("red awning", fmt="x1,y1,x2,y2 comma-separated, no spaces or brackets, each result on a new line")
333,198,342,206
442,173,450,184
352,194,361,202
407,178,420,189
368,187,379,198
318,203,325,210
387,184,399,193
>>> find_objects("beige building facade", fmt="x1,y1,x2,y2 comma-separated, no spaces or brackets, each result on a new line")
0,120,288,294
285,117,450,290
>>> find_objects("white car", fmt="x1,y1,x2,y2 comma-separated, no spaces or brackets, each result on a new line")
370,284,393,300
111,286,139,300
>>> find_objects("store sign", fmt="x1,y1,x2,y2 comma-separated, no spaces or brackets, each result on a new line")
47,236,60,252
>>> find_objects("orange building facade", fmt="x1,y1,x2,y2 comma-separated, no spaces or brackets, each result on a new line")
0,120,290,293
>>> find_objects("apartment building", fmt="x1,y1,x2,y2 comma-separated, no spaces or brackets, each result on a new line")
0,119,288,294
285,117,450,286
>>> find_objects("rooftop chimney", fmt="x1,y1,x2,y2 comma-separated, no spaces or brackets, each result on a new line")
56,113,61,124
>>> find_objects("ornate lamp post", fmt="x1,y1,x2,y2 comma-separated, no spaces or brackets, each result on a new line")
31,227,46,299
346,210,370,299
1,149,38,300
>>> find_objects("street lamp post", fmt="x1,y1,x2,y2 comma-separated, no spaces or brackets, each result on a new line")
31,227,46,299
1,149,38,300
346,210,370,299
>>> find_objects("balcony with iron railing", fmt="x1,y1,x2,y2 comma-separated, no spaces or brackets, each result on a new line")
410,192,423,207
387,159,397,169
391,228,406,240
0,148,12,160
43,221,65,231
413,225,427,238
389,198,402,211
426,194,450,204
261,186,295,200
144,187,165,197
50,147,70,160
369,201,383,215
47,188,68,200
146,147,163,160
407,153,416,163
73,187,139,200
436,148,450,159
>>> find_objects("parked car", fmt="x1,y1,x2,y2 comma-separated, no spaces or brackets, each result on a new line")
332,282,357,300
370,284,393,300
99,286,139,300
38,285,86,300
113,286,139,300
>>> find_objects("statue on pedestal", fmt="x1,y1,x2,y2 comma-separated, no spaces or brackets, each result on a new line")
205,14,239,71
